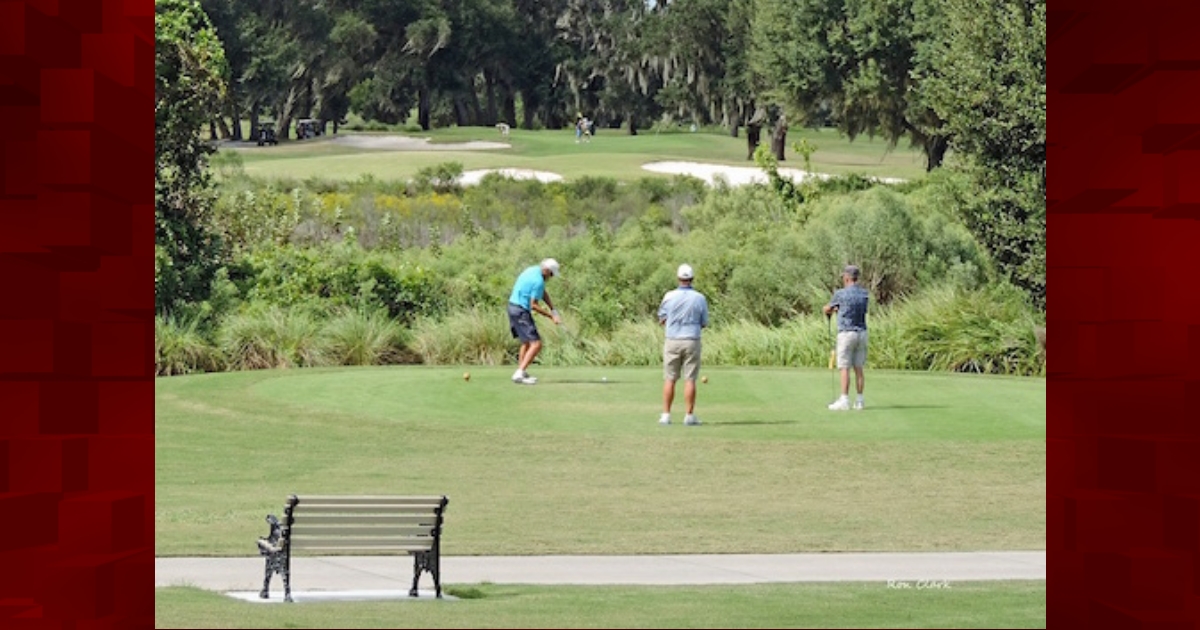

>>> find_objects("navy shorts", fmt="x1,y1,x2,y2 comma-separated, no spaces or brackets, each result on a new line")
508,303,540,342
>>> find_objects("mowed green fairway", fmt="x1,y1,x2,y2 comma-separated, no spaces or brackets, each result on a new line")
155,366,1044,556
156,581,1046,629
227,126,928,182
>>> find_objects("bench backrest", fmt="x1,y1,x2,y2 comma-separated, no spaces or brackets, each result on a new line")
284,495,448,554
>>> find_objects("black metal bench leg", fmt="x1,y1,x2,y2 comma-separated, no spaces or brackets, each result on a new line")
260,557,273,599
432,556,442,599
283,554,293,603
410,552,423,597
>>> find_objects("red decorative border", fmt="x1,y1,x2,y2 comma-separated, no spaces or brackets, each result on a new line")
1048,0,1200,624
0,0,154,624
4,0,1196,624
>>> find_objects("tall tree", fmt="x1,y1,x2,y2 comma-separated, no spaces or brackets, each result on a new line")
751,0,950,170
156,0,228,313
924,0,1046,308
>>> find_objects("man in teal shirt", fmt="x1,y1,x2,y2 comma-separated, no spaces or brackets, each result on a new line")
507,258,563,385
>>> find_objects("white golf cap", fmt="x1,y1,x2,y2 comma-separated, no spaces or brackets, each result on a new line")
677,264,694,280
541,258,560,277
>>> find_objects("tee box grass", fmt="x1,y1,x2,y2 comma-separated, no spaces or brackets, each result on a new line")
156,366,1044,557
156,365,1044,628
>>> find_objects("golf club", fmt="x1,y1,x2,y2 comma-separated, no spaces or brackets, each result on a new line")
828,311,836,403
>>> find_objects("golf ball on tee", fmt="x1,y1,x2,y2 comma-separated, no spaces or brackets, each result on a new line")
602,377,607,383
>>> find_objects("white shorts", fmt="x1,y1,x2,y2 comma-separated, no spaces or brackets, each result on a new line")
836,331,868,369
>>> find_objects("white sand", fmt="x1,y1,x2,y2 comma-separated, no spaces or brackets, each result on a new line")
460,169,564,185
330,135,510,151
641,161,906,186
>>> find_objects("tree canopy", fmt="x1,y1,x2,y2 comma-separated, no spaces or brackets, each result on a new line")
168,0,1046,310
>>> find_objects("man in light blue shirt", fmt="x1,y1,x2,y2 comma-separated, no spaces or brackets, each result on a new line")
507,258,562,385
657,264,709,426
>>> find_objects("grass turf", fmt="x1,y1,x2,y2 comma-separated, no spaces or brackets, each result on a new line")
155,581,1045,629
155,366,1044,556
223,126,928,182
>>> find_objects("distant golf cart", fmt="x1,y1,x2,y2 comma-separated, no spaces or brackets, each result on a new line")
296,118,324,140
256,122,278,146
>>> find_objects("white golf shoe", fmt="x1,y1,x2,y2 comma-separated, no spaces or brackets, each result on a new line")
512,369,537,385
659,413,671,425
828,396,850,411
684,414,701,426
853,397,864,410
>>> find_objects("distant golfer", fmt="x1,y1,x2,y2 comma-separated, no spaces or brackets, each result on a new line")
658,264,709,425
508,258,562,385
823,264,869,410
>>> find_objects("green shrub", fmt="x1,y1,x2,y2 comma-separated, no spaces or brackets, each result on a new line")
872,284,1043,375
412,162,464,194
155,315,223,376
218,306,325,371
410,309,513,365
797,187,989,307
320,308,414,366
229,243,444,322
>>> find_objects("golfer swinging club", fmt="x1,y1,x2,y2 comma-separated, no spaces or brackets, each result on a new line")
508,258,562,385
823,264,869,410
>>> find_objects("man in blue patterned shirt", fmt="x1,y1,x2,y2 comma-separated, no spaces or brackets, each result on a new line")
657,264,709,426
823,264,869,410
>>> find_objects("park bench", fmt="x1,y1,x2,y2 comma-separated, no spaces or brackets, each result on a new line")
256,494,449,602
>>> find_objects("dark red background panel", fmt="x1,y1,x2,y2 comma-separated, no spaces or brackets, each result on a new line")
0,0,153,626
1049,0,1200,625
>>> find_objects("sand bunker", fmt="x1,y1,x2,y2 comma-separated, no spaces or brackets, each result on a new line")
331,135,509,151
642,161,905,186
460,168,564,185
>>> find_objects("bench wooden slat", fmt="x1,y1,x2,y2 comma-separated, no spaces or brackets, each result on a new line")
288,546,434,553
296,496,446,505
290,538,435,550
292,504,442,515
292,525,436,537
292,514,437,526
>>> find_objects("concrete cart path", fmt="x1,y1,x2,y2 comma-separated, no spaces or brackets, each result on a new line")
157,551,1045,593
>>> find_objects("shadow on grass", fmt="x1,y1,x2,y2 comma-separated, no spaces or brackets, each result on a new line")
709,420,801,426
539,380,626,385
863,405,949,410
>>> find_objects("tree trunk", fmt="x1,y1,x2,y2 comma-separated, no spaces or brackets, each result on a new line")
484,70,498,126
249,103,260,140
466,75,483,126
279,87,298,141
216,114,232,140
228,94,243,141
747,123,762,160
627,112,638,136
418,85,431,130
925,135,950,171
503,86,517,129
453,95,471,126
521,90,537,129
771,114,788,161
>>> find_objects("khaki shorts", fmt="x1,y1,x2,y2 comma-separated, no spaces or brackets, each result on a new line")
836,330,868,369
664,338,702,382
